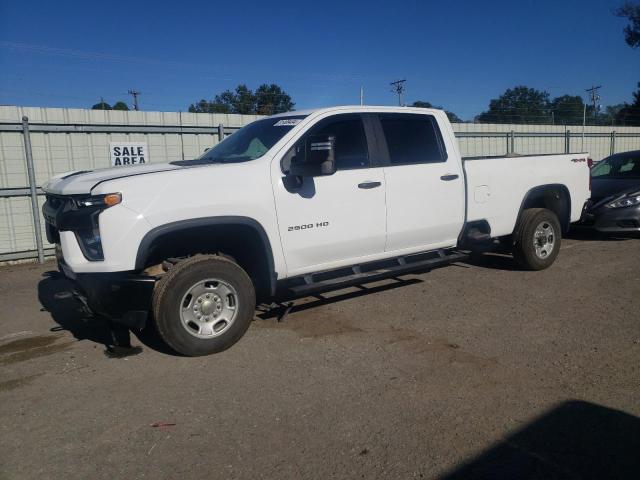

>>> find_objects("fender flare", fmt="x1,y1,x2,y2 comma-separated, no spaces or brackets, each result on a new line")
135,216,277,295
515,184,572,233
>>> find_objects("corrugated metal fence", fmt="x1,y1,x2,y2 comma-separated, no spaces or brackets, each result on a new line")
1,106,640,262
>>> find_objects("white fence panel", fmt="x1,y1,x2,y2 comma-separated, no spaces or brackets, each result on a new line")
1,106,640,261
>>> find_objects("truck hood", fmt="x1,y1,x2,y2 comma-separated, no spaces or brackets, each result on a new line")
42,163,182,195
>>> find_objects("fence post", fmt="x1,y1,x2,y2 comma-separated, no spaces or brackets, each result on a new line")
565,129,570,154
510,130,515,155
22,116,44,264
505,132,510,155
218,123,224,142
610,131,616,156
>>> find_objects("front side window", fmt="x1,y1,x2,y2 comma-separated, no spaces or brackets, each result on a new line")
379,113,447,166
198,115,307,164
592,153,640,179
281,114,369,172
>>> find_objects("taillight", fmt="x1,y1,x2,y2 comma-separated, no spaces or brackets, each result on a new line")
587,157,593,191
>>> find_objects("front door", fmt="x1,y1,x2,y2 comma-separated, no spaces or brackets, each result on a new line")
272,113,387,276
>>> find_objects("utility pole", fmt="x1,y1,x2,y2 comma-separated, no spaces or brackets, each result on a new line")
128,89,141,111
585,85,601,122
360,86,364,106
390,79,406,106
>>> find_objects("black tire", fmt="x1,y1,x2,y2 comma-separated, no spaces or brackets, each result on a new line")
152,255,256,356
513,208,562,271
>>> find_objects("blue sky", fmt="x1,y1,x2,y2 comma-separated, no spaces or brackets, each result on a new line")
0,0,638,120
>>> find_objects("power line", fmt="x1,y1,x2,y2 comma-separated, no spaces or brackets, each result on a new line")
585,85,602,120
390,79,406,106
128,89,141,111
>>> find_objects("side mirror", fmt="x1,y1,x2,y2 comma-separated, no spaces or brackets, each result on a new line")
289,135,336,177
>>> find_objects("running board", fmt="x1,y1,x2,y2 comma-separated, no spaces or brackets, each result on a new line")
282,249,467,297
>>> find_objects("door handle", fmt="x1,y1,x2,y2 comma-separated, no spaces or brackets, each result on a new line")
358,181,382,189
440,174,459,181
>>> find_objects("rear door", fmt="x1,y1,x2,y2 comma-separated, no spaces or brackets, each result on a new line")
376,112,465,253
272,113,387,276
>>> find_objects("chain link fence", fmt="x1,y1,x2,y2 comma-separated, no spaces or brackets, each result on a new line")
1,106,640,262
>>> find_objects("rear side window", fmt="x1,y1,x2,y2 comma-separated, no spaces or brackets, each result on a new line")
379,113,447,166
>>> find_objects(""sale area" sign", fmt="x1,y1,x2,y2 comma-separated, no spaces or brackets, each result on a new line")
109,142,148,167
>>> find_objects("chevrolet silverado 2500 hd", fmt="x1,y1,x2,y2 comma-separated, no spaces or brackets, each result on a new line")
42,106,591,355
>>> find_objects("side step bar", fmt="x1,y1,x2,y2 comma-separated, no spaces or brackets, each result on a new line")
282,249,467,297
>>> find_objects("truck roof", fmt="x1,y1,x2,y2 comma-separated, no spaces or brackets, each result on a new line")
269,105,444,118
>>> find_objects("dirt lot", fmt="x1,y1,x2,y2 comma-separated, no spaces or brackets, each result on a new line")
1,230,639,479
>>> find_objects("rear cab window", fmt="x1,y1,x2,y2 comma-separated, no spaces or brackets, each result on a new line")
378,113,448,166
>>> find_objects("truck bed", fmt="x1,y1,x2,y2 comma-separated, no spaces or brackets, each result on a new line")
463,153,591,237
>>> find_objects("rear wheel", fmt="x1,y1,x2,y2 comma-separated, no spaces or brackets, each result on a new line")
513,208,561,270
152,255,256,356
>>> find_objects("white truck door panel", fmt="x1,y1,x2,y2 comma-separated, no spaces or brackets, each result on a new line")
273,113,387,275
379,113,465,252
273,169,386,274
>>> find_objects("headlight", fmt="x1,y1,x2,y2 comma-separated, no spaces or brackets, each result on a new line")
75,193,122,208
73,193,121,260
75,223,103,260
606,192,640,209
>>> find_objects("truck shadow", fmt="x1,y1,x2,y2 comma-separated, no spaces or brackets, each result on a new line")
441,400,640,479
457,252,520,271
37,271,177,356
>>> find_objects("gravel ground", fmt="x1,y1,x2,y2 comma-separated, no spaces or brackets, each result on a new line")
1,230,639,479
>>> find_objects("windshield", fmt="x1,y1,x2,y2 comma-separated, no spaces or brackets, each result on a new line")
591,153,640,179
198,115,307,163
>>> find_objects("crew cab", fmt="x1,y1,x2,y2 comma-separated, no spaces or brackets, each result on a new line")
42,106,591,355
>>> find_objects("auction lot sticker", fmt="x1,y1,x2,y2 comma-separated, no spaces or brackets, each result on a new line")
109,142,148,167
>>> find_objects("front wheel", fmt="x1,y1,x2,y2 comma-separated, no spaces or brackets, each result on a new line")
152,255,256,356
513,208,561,270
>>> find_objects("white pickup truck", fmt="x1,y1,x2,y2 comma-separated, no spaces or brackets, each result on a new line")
42,106,591,355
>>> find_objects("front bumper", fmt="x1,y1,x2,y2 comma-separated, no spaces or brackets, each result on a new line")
581,202,640,232
58,256,156,329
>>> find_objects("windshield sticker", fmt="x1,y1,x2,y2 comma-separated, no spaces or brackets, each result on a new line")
273,119,302,127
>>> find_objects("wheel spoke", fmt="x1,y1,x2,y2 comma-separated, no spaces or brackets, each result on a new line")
199,321,215,337
181,307,196,323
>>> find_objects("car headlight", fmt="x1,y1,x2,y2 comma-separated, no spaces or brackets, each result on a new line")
73,193,121,260
606,191,640,209
75,193,122,208
75,223,103,260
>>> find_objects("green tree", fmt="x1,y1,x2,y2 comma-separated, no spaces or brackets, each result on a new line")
232,84,257,114
188,84,293,115
603,103,626,123
92,100,111,110
549,95,587,125
188,96,232,113
477,86,550,124
112,101,130,111
255,84,294,115
615,82,640,125
616,2,640,48
411,101,462,123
